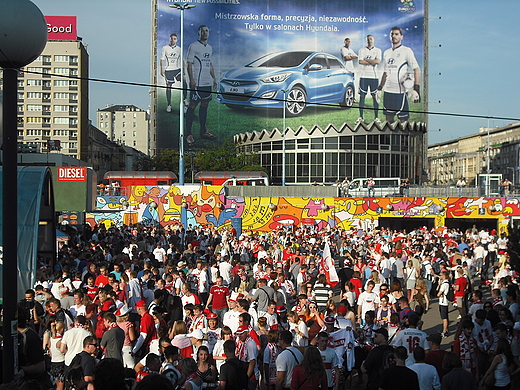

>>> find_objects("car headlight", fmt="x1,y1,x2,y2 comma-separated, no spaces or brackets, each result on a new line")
261,72,291,83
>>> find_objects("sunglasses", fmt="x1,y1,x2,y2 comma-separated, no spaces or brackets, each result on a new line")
309,306,317,309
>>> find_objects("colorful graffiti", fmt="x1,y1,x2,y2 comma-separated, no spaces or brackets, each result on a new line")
86,185,514,232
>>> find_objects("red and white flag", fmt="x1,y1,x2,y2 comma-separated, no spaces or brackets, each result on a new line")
320,241,339,288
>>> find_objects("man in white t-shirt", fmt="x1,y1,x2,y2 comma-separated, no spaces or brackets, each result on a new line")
275,330,303,390
436,271,450,337
160,33,181,113
317,331,340,390
219,256,233,286
340,37,358,74
357,280,380,324
357,34,382,123
391,313,429,366
377,26,420,123
185,25,218,145
153,244,166,265
60,315,92,366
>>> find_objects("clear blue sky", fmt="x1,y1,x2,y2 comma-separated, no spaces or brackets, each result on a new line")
33,0,520,146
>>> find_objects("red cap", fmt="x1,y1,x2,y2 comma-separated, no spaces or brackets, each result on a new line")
235,325,249,334
324,316,336,324
276,305,287,313
336,306,347,316
207,312,218,319
135,300,147,308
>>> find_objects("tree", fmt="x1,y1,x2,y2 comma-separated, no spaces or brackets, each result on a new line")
133,142,265,183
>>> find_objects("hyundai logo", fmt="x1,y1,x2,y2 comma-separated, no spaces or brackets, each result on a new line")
231,81,241,86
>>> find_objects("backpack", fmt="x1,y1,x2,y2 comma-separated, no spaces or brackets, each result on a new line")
64,352,84,388
224,358,249,390
409,299,425,316
379,346,396,376
444,281,454,302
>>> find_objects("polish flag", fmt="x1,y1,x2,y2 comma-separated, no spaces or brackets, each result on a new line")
320,241,339,288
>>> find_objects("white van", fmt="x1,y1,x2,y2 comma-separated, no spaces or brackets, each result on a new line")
348,177,401,197
222,177,269,186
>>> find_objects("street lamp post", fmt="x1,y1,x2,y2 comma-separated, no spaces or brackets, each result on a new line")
0,0,47,382
281,89,287,186
170,2,195,186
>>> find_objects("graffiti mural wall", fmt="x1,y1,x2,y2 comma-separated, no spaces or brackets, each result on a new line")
86,185,513,232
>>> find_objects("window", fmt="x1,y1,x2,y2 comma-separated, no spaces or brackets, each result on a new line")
100,122,104,128
367,135,379,150
42,93,51,100
339,136,352,149
27,79,42,86
27,67,42,73
133,113,137,118
69,118,78,126
325,137,338,150
27,129,42,136
69,93,78,100
42,117,51,124
311,138,323,150
133,141,137,146
122,131,126,137
54,55,69,62
53,117,68,124
43,80,51,88
54,80,69,87
18,93,24,100
26,104,42,111
70,131,77,137
133,131,137,137
69,80,78,86
42,130,51,137
122,113,126,118
53,129,68,136
53,68,69,75
54,92,69,99
354,135,366,150
69,56,78,63
133,122,137,128
122,122,126,128
18,105,24,112
54,105,68,112
327,55,343,69
42,105,51,112
297,138,309,149
69,69,78,76
69,106,78,113
27,92,42,99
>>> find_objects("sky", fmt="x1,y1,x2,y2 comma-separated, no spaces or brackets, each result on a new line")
32,0,520,146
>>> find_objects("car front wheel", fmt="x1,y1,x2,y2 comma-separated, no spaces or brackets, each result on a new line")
340,85,354,108
285,86,307,117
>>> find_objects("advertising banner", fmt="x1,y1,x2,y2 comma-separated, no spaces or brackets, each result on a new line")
155,0,425,151
45,16,77,41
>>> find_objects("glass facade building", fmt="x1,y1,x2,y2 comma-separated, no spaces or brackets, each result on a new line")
235,122,427,185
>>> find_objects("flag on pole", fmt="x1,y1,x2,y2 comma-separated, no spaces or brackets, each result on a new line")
320,240,339,288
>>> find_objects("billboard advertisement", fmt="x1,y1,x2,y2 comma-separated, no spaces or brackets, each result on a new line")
155,0,425,151
45,16,77,41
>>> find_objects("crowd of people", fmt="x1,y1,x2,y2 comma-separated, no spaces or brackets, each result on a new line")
7,222,520,390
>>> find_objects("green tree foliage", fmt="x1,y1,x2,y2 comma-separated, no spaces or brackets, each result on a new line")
133,142,265,183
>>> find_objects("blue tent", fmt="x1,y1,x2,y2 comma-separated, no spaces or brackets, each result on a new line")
0,166,55,300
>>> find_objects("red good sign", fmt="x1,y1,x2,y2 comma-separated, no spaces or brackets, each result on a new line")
58,167,86,182
45,16,77,41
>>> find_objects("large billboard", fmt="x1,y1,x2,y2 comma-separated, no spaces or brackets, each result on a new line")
154,0,425,151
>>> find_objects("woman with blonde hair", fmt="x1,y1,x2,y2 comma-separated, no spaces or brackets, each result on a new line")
170,320,193,358
116,305,136,368
404,260,419,302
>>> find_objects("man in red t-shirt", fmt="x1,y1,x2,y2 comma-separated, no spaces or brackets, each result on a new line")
454,267,468,318
206,276,230,321
132,300,157,361
95,265,110,288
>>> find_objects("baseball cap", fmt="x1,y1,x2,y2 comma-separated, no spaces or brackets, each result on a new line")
186,329,204,340
336,306,347,316
135,300,147,308
373,327,389,339
235,325,249,335
207,312,218,319
276,305,287,313
230,292,244,302
324,316,336,324
426,333,442,344
115,304,131,317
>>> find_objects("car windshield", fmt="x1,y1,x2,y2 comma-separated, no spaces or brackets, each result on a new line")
246,52,312,68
